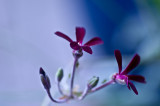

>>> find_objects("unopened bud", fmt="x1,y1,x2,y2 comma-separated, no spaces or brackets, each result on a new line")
88,76,99,89
56,68,63,82
39,67,51,90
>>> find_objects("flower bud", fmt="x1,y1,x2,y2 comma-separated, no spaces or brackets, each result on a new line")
39,67,51,90
88,76,99,89
56,68,64,82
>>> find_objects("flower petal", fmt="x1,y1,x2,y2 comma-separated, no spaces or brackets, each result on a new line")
82,46,92,54
128,75,146,83
114,50,122,74
128,81,138,95
76,27,85,44
70,42,81,50
121,54,140,75
127,83,131,90
84,37,103,46
125,77,130,90
55,31,73,43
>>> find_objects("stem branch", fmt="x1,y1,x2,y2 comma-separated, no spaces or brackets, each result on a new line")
78,87,89,100
46,89,70,103
57,82,65,96
70,56,79,97
90,80,114,93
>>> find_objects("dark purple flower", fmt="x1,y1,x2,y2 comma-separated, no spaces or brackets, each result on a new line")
55,27,103,54
112,50,146,95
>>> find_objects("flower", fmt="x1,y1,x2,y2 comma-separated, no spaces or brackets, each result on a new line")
112,50,146,95
55,27,103,54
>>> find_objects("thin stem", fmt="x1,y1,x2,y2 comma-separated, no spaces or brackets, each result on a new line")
79,80,114,100
46,89,70,103
90,80,114,93
70,56,79,97
78,87,89,100
57,82,65,96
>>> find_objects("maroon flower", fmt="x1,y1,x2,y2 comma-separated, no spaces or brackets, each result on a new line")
112,50,146,95
55,27,103,54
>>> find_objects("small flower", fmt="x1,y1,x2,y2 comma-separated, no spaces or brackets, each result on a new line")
112,50,146,95
55,27,103,54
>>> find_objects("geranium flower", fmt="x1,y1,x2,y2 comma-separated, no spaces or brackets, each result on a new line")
112,50,146,95
55,27,103,54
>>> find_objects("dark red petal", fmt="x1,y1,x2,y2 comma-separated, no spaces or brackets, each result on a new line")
128,81,138,95
82,46,92,54
76,27,85,44
128,75,146,83
55,31,73,43
121,54,140,75
125,77,130,90
114,50,122,74
84,37,103,46
70,42,81,50
127,83,131,90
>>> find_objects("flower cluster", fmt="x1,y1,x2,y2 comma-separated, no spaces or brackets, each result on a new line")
39,27,146,104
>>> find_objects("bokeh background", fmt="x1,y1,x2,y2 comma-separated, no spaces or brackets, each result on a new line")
0,0,160,106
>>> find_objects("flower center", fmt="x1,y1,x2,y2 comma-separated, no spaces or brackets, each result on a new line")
115,74,128,85
78,42,82,46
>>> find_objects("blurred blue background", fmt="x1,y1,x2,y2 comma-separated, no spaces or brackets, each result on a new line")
0,0,160,106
